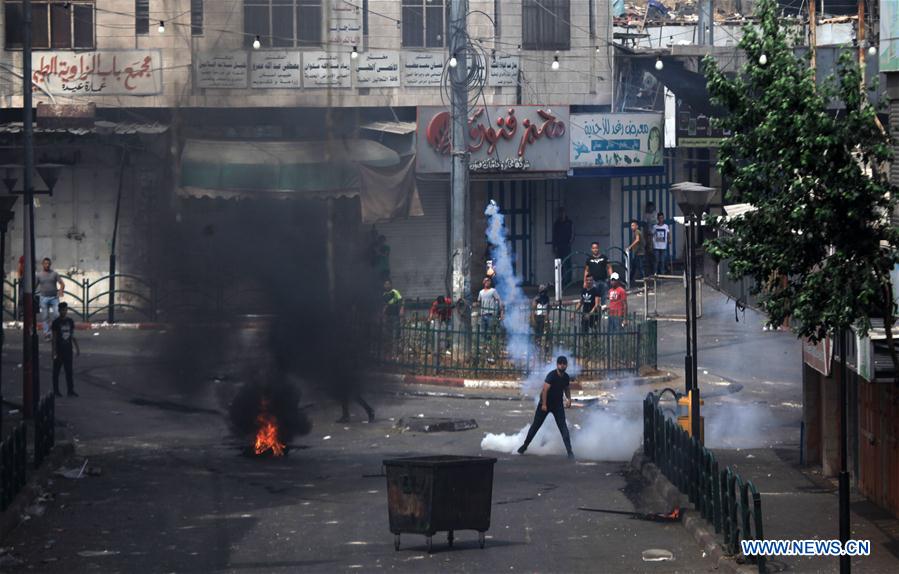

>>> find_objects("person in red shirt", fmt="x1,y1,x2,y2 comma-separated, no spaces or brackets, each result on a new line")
603,273,628,332
428,295,453,324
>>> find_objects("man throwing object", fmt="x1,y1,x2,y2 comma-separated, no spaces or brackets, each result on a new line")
517,356,574,459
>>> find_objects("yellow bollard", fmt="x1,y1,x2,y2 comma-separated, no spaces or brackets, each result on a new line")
677,390,705,443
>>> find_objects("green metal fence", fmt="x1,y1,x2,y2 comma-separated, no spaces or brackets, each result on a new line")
373,309,657,379
644,393,766,573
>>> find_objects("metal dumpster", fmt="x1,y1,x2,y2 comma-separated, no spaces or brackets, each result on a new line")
384,455,497,552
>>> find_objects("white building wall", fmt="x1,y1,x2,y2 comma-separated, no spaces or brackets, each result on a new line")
0,0,614,108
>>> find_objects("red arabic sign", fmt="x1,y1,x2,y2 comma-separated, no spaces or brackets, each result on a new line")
416,106,570,173
32,51,163,95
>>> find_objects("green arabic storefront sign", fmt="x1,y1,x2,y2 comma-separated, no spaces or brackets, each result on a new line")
569,113,664,169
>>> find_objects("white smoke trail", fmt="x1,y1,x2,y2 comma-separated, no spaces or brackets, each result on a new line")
484,200,532,362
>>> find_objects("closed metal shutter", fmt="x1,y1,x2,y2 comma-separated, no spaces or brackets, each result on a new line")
377,181,448,301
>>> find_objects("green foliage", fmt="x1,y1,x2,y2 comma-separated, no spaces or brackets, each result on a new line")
703,0,899,342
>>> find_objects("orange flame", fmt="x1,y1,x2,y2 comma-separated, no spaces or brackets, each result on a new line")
254,402,285,457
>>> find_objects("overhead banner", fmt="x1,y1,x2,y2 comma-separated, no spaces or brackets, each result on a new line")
569,113,664,168
32,50,163,95
416,105,569,173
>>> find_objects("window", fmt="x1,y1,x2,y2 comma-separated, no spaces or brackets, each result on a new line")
136,0,149,35
522,0,570,51
4,2,95,50
191,0,204,36
402,0,449,48
243,0,322,48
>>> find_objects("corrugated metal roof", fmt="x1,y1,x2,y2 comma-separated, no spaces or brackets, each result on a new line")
360,120,417,135
0,121,169,135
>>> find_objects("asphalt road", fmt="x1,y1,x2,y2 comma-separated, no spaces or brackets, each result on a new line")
0,331,716,573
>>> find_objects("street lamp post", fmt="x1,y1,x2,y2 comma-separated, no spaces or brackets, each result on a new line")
1,164,61,419
0,196,18,431
671,182,716,440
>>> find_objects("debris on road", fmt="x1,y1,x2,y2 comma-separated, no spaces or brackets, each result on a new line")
641,548,674,562
578,507,681,523
55,460,89,480
396,417,478,433
77,550,120,557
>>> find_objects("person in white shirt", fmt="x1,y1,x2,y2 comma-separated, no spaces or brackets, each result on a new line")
652,212,672,275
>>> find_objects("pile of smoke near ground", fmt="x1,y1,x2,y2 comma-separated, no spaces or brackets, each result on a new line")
704,400,779,449
147,198,378,436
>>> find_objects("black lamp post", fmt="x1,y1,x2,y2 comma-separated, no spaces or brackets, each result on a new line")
1,163,61,418
671,182,716,440
0,195,18,431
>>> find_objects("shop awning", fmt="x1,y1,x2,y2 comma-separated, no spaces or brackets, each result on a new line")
178,138,422,223
178,138,401,199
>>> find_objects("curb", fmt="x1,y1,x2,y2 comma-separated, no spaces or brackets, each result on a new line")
2,321,270,331
0,439,75,542
631,452,757,574
377,371,676,391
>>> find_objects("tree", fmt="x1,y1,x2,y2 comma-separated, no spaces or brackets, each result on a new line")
703,0,899,370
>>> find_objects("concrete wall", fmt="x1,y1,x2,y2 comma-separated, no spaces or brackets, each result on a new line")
2,140,169,316
0,0,614,108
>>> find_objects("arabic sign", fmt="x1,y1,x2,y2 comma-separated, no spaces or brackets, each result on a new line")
416,106,570,173
328,1,362,47
488,54,519,87
250,51,302,88
802,337,832,377
355,51,401,88
196,52,248,89
403,52,444,87
303,51,351,88
676,98,727,148
32,50,162,95
569,113,664,168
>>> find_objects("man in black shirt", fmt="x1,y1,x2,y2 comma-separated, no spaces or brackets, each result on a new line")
517,356,574,459
51,302,80,397
583,242,612,304
579,277,601,332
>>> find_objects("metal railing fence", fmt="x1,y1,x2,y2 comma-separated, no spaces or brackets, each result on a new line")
644,393,766,573
373,312,656,378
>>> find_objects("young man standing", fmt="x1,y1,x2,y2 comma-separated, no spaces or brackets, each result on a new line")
36,257,65,340
583,242,612,304
382,280,404,350
578,276,601,332
627,220,645,283
652,212,672,275
604,273,628,332
51,302,80,397
477,277,503,332
517,355,574,459
532,284,550,342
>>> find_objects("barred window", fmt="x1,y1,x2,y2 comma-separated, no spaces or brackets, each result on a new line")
402,0,449,48
522,0,570,51
244,0,322,49
136,0,149,35
191,0,204,36
4,1,95,50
